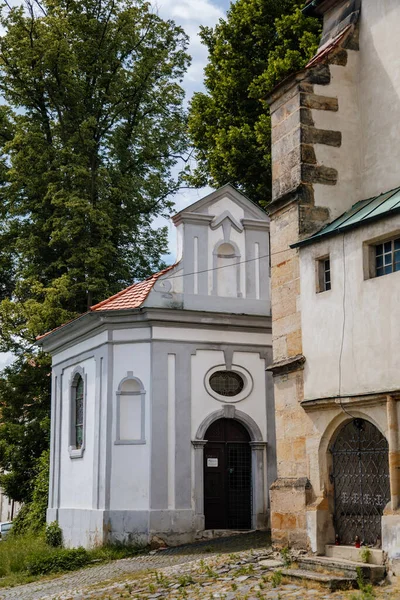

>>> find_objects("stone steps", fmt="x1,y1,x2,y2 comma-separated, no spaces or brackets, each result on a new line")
281,568,357,591
296,555,386,584
325,544,385,565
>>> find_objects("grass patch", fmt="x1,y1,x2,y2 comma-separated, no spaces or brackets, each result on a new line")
0,532,147,589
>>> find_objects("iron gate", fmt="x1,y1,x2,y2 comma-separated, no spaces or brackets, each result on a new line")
331,418,390,545
227,443,252,529
204,419,252,529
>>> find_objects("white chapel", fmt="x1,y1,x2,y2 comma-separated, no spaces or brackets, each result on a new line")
39,184,276,548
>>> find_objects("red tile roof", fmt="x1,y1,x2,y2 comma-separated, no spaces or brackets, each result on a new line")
37,263,178,341
91,264,177,312
306,24,352,68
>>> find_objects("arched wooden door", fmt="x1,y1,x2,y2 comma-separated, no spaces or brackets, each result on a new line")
331,418,390,545
204,418,251,530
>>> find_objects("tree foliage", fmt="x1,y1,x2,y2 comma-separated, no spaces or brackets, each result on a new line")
187,0,321,206
0,0,190,508
0,354,51,504
0,0,189,348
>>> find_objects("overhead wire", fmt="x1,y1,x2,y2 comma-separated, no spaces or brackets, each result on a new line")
164,202,297,281
337,232,355,419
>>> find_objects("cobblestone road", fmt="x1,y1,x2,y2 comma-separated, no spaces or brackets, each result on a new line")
0,533,399,600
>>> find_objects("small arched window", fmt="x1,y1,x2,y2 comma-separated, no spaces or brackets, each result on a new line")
74,376,84,450
213,241,241,298
116,374,146,445
70,369,86,458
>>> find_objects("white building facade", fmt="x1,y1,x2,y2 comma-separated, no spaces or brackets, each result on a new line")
39,185,276,548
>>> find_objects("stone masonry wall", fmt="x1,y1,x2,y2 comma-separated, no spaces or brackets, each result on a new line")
267,29,359,549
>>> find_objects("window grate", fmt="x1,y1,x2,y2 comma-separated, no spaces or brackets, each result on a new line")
375,238,400,277
75,377,84,449
227,443,252,529
209,371,244,397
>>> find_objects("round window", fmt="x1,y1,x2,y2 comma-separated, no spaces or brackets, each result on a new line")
209,371,244,397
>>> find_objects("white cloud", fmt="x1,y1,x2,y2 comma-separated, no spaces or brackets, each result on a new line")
151,0,224,256
155,0,224,88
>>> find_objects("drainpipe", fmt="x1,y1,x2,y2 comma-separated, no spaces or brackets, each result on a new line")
387,396,400,511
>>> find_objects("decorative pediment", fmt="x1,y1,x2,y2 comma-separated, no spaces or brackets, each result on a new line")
210,211,244,238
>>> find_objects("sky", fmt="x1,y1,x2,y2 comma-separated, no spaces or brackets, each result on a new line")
154,0,231,259
0,0,232,370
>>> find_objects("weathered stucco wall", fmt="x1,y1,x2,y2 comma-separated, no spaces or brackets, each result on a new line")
359,0,400,199
309,0,400,217
109,342,151,511
300,214,400,400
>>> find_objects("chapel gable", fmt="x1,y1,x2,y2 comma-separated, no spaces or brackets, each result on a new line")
143,184,270,315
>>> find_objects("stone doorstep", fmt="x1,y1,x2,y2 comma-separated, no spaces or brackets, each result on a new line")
296,556,386,583
195,529,255,540
281,568,357,592
325,544,385,565
259,559,285,569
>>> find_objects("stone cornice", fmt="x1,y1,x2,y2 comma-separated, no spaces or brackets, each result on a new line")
191,440,207,449
266,354,306,376
301,391,400,412
242,219,270,231
172,212,214,227
270,477,311,490
39,307,272,354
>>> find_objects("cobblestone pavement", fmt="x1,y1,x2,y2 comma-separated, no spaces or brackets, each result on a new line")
0,532,399,600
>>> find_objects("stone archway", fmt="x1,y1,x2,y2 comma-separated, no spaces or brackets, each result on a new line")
192,405,267,531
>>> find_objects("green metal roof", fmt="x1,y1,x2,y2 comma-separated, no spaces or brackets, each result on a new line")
291,186,400,249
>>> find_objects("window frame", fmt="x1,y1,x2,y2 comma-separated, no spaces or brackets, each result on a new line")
69,367,87,459
363,230,400,280
316,255,332,293
374,237,400,278
115,372,146,445
204,365,253,403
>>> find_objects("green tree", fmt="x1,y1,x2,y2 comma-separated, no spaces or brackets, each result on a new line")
0,354,51,503
0,0,190,517
187,0,321,206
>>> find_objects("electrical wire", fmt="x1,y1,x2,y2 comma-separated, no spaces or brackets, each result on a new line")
163,201,298,280
337,232,355,419
165,253,269,280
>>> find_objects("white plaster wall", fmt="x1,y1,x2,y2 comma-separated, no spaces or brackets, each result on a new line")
208,212,246,297
59,357,96,509
152,326,271,347
52,332,108,366
112,328,150,342
207,196,245,222
359,0,400,199
300,215,400,400
176,223,184,262
313,0,400,219
191,349,267,441
109,342,151,510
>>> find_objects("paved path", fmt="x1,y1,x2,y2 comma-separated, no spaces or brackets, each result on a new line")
0,532,399,600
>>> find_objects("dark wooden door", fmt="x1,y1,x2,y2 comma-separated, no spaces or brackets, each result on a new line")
204,419,251,530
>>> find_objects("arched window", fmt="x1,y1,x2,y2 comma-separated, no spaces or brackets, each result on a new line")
116,374,146,445
74,376,84,449
213,241,241,298
69,369,86,458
